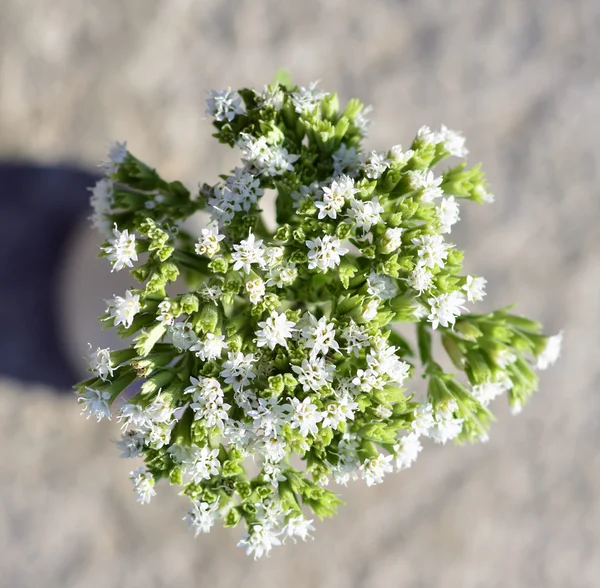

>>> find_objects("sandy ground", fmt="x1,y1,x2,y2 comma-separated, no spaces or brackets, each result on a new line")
1,1,599,586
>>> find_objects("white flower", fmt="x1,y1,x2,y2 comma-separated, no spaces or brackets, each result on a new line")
393,433,422,470
266,263,297,288
88,345,114,381
78,387,111,421
408,265,434,294
354,105,373,137
102,224,138,272
363,151,390,179
359,453,394,486
184,376,223,402
106,290,141,329
103,140,127,175
315,176,358,220
472,380,512,407
184,501,220,537
205,88,245,122
463,275,487,302
332,144,362,176
291,358,334,392
390,145,414,166
145,392,174,425
238,133,299,176
248,397,288,439
195,227,225,258
191,394,230,430
200,284,222,305
408,169,443,202
415,125,436,145
367,272,397,300
290,397,323,438
263,246,284,268
300,314,339,357
341,320,370,356
435,125,468,158
321,395,358,429
412,234,452,269
245,277,266,304
437,196,461,233
347,197,384,233
238,524,282,560
381,226,404,254
291,181,321,209
226,167,264,212
169,321,198,351
306,235,349,271
231,232,265,273
183,445,220,483
412,403,435,435
284,516,315,543
190,333,227,362
290,81,327,113
427,291,467,329
428,416,464,444
156,300,175,327
258,85,284,110
255,311,296,350
536,332,563,370
117,430,145,458
362,299,380,322
352,367,384,393
129,466,156,505
220,351,256,390
89,178,113,237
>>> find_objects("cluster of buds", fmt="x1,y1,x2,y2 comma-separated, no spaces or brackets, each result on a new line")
76,78,561,559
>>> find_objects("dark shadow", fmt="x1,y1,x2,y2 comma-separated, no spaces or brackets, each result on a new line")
0,162,98,389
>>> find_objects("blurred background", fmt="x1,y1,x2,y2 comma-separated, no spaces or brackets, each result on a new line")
1,1,599,586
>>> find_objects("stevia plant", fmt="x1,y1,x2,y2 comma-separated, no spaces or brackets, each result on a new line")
76,77,562,559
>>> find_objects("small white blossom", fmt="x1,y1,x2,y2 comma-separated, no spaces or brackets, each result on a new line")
390,145,414,166
245,277,266,304
306,235,349,271
206,88,245,122
184,501,220,537
88,345,114,381
300,314,339,357
129,466,156,505
408,265,434,294
89,178,113,237
412,403,435,435
221,351,256,391
78,387,111,421
190,333,227,362
427,291,467,329
315,176,358,220
341,320,370,356
381,227,404,254
255,311,296,350
157,300,175,326
169,321,198,351
362,299,380,322
106,290,141,329
463,275,487,302
536,332,563,370
360,453,394,486
231,232,265,274
347,197,384,233
267,263,298,288
435,125,468,158
367,272,397,300
363,151,390,179
291,358,334,392
290,397,323,438
416,125,436,145
393,433,423,470
183,445,221,483
437,196,461,233
412,234,452,269
290,81,327,113
284,516,315,543
103,140,127,175
332,144,362,176
117,430,146,458
408,169,443,202
195,227,225,258
102,224,138,272
321,395,358,429
428,416,464,444
238,524,282,560
472,379,512,407
258,85,284,110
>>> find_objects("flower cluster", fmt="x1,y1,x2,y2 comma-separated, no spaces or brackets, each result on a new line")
76,78,561,559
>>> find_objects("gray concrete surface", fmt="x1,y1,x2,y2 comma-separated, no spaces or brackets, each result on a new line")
1,0,599,586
